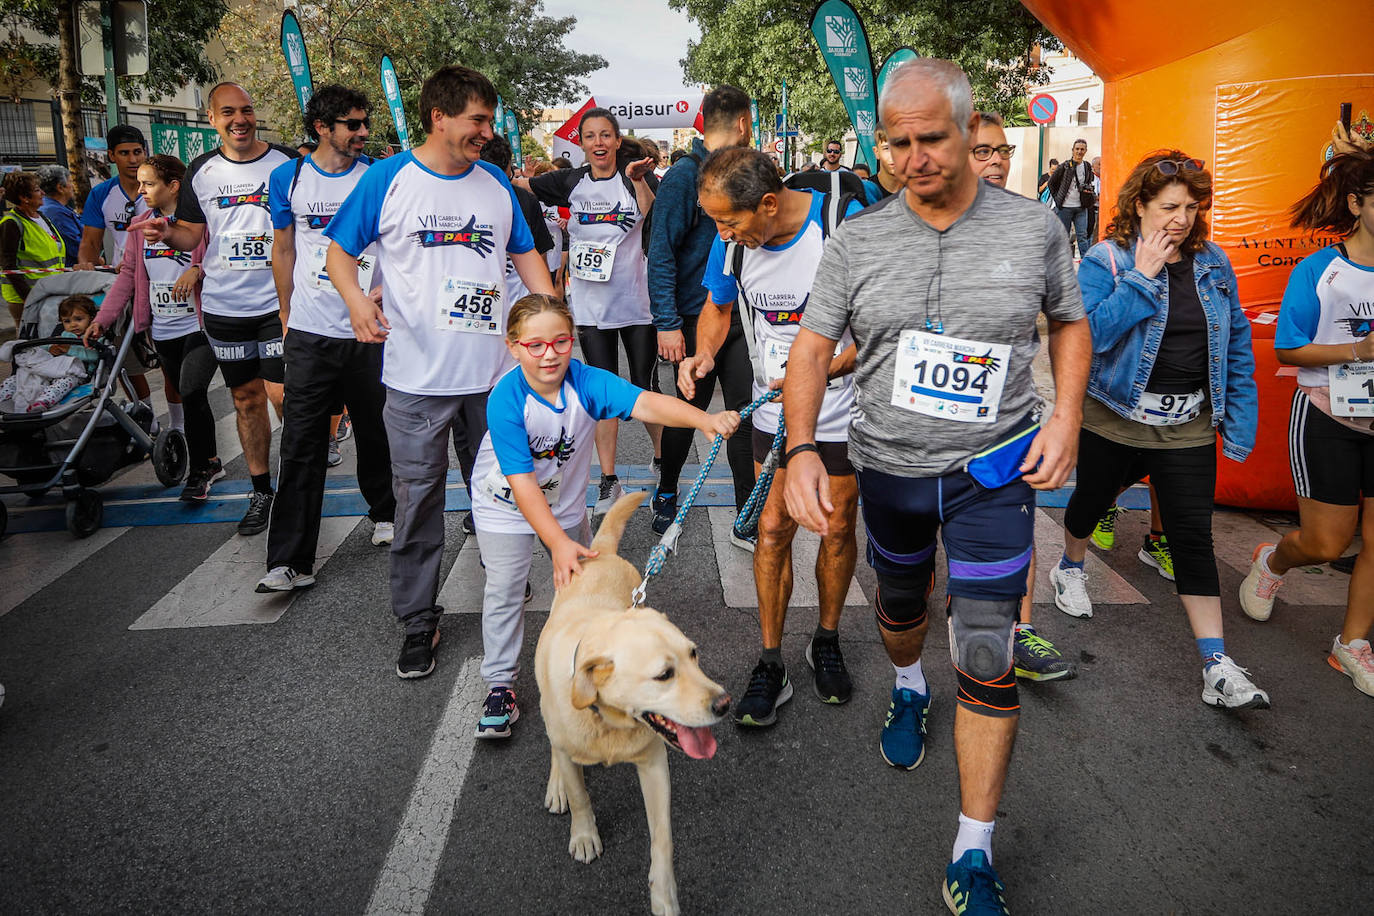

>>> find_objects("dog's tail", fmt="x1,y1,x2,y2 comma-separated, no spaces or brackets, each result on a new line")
591,490,647,555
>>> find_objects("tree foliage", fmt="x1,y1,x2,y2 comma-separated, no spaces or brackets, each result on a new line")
219,0,605,148
668,0,1060,141
0,0,225,104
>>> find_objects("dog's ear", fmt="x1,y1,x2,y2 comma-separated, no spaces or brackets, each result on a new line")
571,655,614,709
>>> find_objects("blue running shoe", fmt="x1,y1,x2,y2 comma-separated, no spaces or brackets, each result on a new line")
943,849,1010,914
475,686,520,739
879,686,931,769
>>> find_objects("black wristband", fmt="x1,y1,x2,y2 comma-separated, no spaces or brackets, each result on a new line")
784,442,819,462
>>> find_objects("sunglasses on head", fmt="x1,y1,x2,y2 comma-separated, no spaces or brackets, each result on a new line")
1154,157,1204,176
333,116,371,131
972,143,1016,161
516,335,575,357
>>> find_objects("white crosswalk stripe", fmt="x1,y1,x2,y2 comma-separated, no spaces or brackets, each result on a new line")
128,515,361,629
0,526,131,617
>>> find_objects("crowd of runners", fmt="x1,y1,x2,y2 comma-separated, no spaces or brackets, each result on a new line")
2,53,1372,915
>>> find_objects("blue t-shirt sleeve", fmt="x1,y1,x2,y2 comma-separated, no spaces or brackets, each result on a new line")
81,180,111,229
569,360,641,421
486,370,536,475
844,196,866,218
324,156,396,256
1274,251,1328,349
268,160,296,231
701,235,738,305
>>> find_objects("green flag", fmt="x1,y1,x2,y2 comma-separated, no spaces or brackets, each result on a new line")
808,0,878,170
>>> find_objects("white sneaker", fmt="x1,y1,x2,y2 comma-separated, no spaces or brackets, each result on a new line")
1239,543,1284,621
1328,637,1374,697
255,566,316,593
1202,654,1271,709
1050,563,1093,618
595,475,623,515
372,521,395,546
729,530,757,553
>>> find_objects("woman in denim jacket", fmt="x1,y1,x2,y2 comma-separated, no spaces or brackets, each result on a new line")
1049,150,1268,710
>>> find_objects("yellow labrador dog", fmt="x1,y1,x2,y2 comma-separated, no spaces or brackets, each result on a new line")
535,491,729,916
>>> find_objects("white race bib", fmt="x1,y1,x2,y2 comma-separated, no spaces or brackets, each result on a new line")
569,240,616,282
307,244,376,292
436,277,502,334
219,231,272,270
149,281,194,319
890,330,1010,423
761,339,846,391
479,464,562,508
1328,362,1374,417
1129,389,1206,426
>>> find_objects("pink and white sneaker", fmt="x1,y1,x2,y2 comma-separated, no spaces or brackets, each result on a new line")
1239,543,1284,622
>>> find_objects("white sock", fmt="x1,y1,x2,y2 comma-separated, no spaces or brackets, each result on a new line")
1259,544,1278,575
168,402,185,432
952,813,996,864
894,659,926,693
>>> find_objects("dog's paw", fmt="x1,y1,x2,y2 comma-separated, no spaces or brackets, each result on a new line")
649,880,680,916
568,828,603,863
544,780,569,815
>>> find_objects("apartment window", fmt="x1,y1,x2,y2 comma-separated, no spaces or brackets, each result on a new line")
1076,99,1090,127
0,100,39,157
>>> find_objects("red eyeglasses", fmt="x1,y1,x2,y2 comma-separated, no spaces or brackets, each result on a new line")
515,335,575,357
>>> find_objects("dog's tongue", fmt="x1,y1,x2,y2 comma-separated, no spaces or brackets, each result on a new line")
676,723,717,759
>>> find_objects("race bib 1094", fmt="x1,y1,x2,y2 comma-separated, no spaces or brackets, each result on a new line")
890,330,1010,423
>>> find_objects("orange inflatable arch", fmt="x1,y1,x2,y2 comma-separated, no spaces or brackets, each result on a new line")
1022,0,1374,509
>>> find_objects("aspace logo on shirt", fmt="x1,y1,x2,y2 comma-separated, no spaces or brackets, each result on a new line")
575,202,637,233
305,214,334,230
144,247,192,266
530,428,575,465
215,183,270,210
749,291,809,325
410,214,495,257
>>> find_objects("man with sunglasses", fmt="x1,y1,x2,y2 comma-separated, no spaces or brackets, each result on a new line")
256,84,396,593
142,83,300,537
820,139,848,172
324,65,553,680
1048,137,1094,257
784,59,1090,913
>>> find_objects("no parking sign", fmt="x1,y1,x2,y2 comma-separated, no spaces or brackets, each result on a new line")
1028,93,1058,125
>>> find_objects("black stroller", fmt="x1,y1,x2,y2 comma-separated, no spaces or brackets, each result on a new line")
0,274,188,539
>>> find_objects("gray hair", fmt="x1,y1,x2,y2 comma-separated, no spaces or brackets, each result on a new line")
35,163,71,195
878,59,974,138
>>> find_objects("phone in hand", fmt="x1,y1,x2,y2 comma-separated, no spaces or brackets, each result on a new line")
1341,102,1353,132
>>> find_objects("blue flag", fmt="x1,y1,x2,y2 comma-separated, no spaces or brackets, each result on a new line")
379,56,411,151
279,11,313,117
808,0,878,170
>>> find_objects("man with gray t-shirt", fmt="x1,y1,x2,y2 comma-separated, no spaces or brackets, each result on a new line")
783,59,1090,913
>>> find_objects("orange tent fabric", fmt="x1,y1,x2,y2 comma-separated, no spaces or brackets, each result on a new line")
1022,0,1374,509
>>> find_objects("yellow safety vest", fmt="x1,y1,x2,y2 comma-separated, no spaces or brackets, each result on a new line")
1,209,67,305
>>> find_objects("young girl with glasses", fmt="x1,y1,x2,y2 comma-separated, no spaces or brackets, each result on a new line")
467,294,740,740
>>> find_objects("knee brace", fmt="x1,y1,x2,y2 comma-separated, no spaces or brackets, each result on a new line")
874,568,933,633
947,595,1020,717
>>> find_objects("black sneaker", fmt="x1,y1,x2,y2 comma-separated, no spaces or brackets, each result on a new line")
462,510,476,534
475,686,520,738
397,628,440,679
805,636,853,704
238,490,273,536
180,458,225,503
734,659,793,727
650,488,677,535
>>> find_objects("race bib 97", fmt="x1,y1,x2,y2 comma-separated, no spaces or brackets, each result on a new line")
436,277,501,334
219,231,272,270
890,330,1010,423
1329,362,1374,417
1129,389,1205,426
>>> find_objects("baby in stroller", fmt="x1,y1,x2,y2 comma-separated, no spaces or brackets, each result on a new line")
0,295,100,412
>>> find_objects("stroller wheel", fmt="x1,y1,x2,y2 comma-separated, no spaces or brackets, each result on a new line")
153,427,189,488
65,489,103,539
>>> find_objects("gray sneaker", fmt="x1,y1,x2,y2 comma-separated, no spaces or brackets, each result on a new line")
326,436,343,468
255,565,316,593
595,475,622,515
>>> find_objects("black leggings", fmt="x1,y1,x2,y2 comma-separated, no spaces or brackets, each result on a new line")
152,331,218,471
1064,429,1219,596
577,324,660,392
658,313,756,510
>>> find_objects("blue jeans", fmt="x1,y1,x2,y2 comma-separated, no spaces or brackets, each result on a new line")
1057,205,1091,258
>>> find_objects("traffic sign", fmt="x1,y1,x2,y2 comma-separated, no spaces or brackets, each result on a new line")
1028,93,1058,125
773,138,785,153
